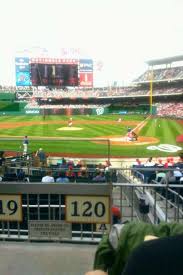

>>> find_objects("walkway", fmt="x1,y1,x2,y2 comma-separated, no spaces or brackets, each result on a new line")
0,242,97,275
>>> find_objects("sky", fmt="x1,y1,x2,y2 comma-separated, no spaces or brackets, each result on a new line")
0,0,183,86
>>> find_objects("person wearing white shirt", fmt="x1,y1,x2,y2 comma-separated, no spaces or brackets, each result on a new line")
173,167,182,178
41,171,55,183
144,157,155,167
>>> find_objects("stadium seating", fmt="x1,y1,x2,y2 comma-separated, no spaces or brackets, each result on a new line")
156,102,183,117
1,84,183,101
135,66,183,82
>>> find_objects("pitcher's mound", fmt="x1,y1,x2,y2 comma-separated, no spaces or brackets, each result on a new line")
57,127,83,131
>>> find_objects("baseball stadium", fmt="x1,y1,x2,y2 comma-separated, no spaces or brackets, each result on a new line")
1,55,183,158
1,51,183,274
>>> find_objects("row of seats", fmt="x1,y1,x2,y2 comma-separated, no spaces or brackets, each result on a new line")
2,169,117,183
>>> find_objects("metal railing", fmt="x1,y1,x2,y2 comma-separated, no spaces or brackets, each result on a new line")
113,176,183,225
0,180,183,243
0,183,112,243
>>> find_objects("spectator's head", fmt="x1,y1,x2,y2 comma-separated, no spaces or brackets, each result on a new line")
46,170,52,176
136,158,141,165
0,151,4,157
80,170,88,177
170,157,174,164
105,160,111,167
58,171,66,178
112,205,121,224
98,163,103,169
62,157,66,164
122,234,183,275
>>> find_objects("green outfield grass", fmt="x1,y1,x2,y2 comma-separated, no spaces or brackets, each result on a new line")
0,114,182,157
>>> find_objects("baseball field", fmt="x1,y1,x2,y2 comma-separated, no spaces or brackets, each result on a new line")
0,114,182,158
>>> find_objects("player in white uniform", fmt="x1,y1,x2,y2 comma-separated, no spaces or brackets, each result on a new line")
68,117,73,127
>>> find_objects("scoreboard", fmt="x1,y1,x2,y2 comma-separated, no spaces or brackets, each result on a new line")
15,57,93,87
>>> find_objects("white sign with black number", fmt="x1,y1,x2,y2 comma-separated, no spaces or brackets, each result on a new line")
29,221,72,240
66,195,110,224
0,195,22,221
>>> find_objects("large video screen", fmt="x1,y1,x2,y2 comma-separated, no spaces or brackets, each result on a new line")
30,64,79,86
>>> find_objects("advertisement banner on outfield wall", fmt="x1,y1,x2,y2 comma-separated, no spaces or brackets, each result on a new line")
0,108,108,116
0,111,25,116
0,110,39,115
25,109,40,115
79,72,93,87
40,108,93,116
92,107,109,115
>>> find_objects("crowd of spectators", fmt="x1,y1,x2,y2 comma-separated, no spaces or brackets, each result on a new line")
152,87,183,94
32,88,101,98
131,156,183,212
156,102,183,117
14,86,182,102
0,86,32,92
1,84,183,99
41,168,107,184
135,66,183,82
132,156,183,184
1,83,183,102
1,151,116,184
30,87,183,98
22,157,113,183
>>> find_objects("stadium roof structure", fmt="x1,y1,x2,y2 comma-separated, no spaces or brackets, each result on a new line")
146,55,183,66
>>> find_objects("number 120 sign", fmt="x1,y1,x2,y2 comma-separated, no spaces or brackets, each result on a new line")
0,195,22,221
66,195,110,224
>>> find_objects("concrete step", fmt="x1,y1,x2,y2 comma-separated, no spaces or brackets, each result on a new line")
0,242,97,275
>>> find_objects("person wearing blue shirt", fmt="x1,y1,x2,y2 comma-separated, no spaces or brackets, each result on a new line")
22,136,29,155
56,171,70,183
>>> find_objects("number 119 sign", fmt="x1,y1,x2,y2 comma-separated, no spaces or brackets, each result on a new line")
0,195,22,221
66,195,110,224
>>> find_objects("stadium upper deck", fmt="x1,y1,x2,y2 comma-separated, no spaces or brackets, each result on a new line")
135,55,183,83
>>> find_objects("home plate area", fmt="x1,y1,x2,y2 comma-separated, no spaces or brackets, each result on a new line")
93,136,159,146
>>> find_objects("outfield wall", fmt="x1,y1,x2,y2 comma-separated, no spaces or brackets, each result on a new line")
0,105,155,116
0,106,109,116
0,98,156,116
108,104,156,115
0,93,16,101
0,100,27,115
